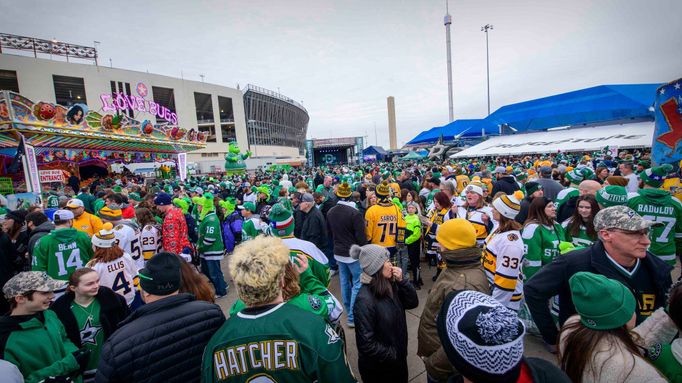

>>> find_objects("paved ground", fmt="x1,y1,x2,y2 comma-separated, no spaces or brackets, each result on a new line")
214,258,556,382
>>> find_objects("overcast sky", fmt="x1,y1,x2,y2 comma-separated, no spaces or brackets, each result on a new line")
2,0,681,147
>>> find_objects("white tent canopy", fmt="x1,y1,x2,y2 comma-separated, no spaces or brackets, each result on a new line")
451,122,653,158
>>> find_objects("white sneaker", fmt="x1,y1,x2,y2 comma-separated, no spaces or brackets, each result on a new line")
330,269,339,277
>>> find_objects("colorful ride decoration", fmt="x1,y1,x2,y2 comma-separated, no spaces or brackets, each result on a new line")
0,91,206,160
224,141,251,175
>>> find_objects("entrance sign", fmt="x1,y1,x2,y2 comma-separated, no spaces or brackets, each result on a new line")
39,169,65,183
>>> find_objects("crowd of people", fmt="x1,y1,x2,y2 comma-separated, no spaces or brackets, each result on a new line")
1,147,682,382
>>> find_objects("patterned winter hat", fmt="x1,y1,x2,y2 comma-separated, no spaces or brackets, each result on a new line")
639,164,673,187
595,185,628,207
437,290,525,383
92,222,116,248
375,181,391,197
99,207,122,221
565,168,586,185
336,182,352,199
492,191,524,219
269,203,294,237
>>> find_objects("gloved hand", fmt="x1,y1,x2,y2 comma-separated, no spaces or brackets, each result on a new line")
71,348,91,372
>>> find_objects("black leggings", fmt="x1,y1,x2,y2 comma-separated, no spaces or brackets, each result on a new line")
407,240,421,283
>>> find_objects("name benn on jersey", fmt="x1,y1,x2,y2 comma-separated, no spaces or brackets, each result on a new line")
636,204,674,215
106,260,125,274
58,242,77,251
213,340,299,379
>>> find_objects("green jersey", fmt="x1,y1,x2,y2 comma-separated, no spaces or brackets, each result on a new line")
241,218,261,241
521,222,566,280
198,212,225,260
201,303,356,383
229,293,328,320
561,217,596,247
32,228,94,282
627,189,682,265
555,187,578,211
47,195,60,208
71,299,104,383
647,341,682,383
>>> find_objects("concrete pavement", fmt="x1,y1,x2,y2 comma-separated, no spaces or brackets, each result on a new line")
215,257,556,382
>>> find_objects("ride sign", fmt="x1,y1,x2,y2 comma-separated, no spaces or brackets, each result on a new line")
99,83,178,124
39,169,65,183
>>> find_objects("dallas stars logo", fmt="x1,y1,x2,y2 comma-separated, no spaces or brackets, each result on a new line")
80,317,102,346
325,324,340,344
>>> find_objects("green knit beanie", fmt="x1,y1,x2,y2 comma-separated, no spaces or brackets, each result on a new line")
595,185,628,207
269,203,294,237
569,272,636,330
639,164,673,188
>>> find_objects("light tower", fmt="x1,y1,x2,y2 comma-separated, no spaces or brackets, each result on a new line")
444,1,454,122
481,24,493,116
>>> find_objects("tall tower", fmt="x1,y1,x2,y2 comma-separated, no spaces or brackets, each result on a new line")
444,1,454,122
387,96,397,150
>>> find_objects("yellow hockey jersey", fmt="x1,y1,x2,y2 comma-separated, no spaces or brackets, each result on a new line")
365,202,407,248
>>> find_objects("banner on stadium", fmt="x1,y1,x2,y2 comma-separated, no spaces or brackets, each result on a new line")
451,122,653,158
651,78,682,165
177,153,187,181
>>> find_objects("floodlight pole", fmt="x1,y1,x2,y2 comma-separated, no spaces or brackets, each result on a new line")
444,1,454,122
481,24,493,116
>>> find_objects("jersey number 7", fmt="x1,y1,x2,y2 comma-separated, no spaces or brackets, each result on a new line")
378,222,397,242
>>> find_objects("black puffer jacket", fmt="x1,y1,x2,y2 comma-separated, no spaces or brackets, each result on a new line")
491,176,519,197
51,286,129,348
95,293,225,383
353,278,419,383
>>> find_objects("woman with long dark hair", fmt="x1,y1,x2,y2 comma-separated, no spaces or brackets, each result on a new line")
2,210,29,272
351,243,418,383
562,195,600,247
522,197,566,280
559,272,674,383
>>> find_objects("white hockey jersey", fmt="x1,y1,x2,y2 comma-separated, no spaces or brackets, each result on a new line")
139,224,162,264
482,230,525,311
87,253,139,305
113,221,142,270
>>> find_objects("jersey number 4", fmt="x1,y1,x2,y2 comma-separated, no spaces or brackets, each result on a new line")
112,271,131,295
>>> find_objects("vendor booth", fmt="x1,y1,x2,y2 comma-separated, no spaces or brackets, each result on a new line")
451,121,653,158
0,91,205,207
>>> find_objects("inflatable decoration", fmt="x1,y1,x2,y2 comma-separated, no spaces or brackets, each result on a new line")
224,141,251,175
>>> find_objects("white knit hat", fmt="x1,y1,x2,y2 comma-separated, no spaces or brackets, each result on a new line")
464,184,484,197
92,223,116,248
492,191,524,219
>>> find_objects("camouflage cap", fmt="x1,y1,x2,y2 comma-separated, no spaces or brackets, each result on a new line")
3,271,66,298
593,205,662,232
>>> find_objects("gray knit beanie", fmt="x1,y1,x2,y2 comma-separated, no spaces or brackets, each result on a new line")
350,244,389,283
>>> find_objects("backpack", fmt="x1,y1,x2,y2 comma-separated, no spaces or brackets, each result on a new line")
222,212,243,253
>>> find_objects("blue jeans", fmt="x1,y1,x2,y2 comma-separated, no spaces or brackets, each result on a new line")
325,241,338,270
338,260,361,323
201,259,228,296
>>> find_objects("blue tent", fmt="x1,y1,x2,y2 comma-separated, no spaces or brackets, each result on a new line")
475,84,660,134
407,119,489,145
362,145,387,161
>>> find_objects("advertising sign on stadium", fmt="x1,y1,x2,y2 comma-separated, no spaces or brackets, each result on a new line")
39,170,65,183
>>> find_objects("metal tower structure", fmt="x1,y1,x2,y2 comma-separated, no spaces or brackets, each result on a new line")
444,1,454,122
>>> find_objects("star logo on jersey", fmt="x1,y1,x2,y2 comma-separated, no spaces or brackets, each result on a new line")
80,317,102,346
324,323,340,344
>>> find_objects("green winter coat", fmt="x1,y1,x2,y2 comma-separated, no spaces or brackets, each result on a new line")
32,228,94,281
405,213,422,245
627,188,682,265
521,222,565,280
0,311,81,383
198,212,225,260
